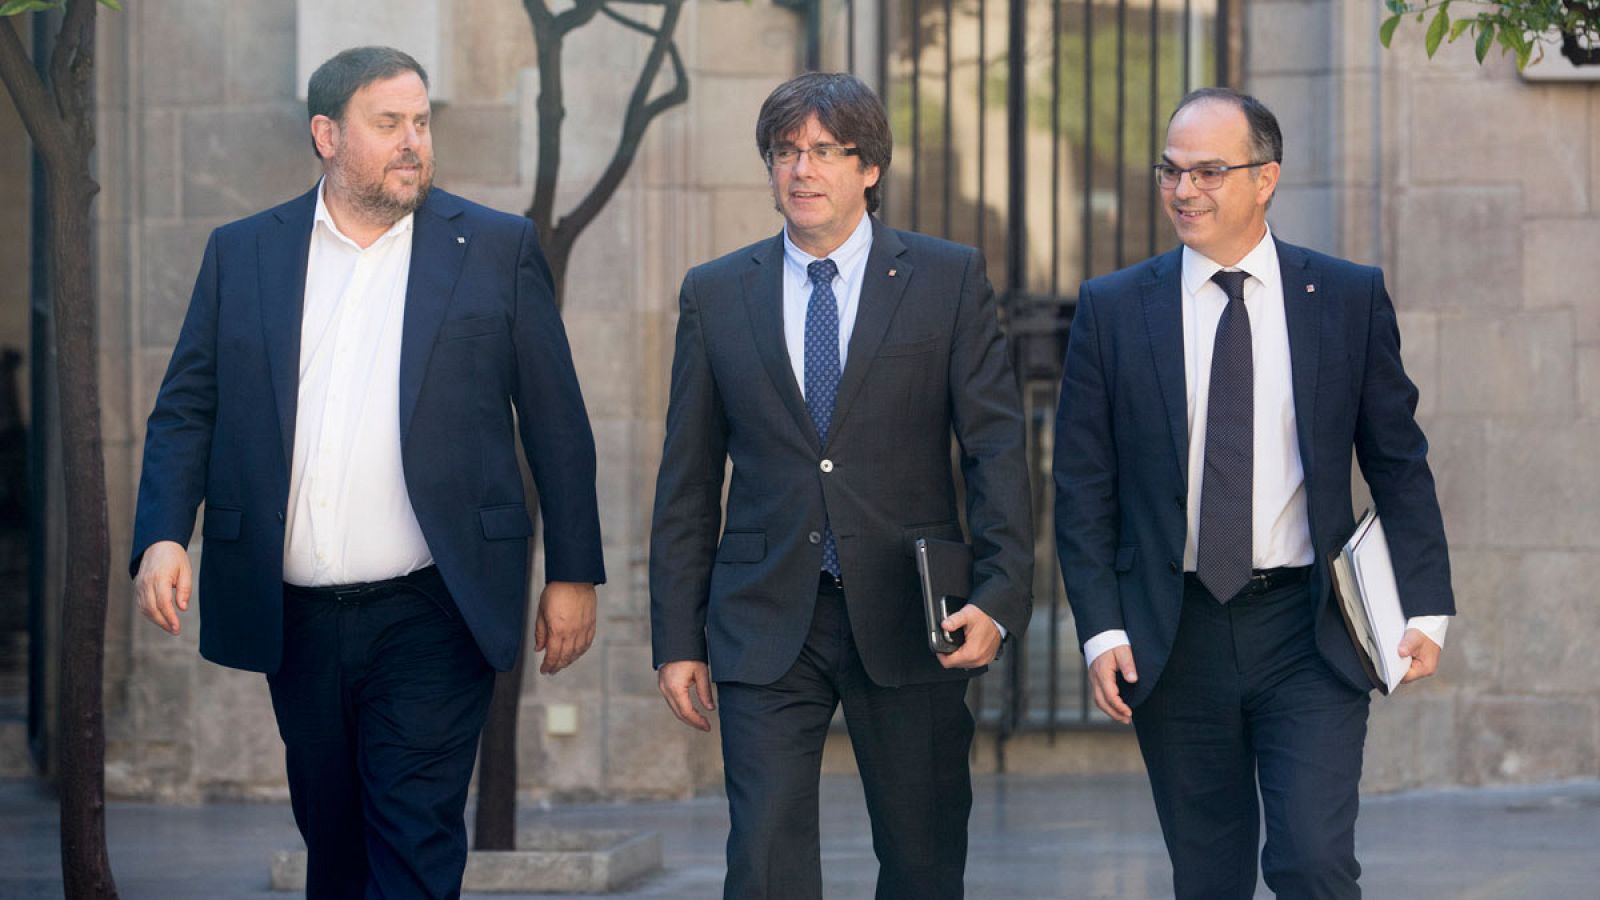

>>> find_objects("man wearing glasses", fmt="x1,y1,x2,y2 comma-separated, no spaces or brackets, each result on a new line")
649,73,1033,898
1054,88,1454,898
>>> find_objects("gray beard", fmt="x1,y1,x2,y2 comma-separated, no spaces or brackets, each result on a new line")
346,167,432,224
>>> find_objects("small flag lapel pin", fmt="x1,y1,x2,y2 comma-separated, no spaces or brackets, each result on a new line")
1305,283,1316,293
888,268,897,277
456,236,466,244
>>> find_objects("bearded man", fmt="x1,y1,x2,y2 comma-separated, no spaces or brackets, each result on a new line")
129,46,605,899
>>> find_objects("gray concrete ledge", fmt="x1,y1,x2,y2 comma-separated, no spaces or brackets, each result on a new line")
270,828,662,893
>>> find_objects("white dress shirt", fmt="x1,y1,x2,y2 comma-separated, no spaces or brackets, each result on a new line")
282,181,433,586
1083,227,1447,665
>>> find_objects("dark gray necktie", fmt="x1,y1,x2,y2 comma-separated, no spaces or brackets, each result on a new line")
1196,268,1253,603
805,258,841,576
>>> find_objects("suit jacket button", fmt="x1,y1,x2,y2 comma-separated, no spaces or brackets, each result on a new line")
1174,495,1185,509
1169,561,1179,573
808,531,822,545
277,511,285,522
819,459,834,473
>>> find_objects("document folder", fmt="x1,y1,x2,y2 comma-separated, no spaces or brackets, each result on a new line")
1329,508,1410,695
915,538,972,655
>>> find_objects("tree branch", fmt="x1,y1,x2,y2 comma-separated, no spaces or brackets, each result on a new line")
52,0,95,151
598,4,656,37
552,0,687,255
0,14,70,164
554,0,605,35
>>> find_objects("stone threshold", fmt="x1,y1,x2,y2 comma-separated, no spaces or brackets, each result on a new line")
270,828,663,893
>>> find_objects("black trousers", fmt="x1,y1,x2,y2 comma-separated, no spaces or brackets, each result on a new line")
1133,573,1371,900
716,579,975,900
265,568,495,900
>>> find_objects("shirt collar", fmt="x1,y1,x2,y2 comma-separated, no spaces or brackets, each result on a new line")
313,177,415,250
782,211,874,283
1181,224,1277,297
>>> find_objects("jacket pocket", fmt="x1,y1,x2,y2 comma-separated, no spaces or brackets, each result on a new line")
877,336,940,357
201,506,242,541
479,504,534,540
1114,545,1138,572
437,314,503,343
716,531,766,563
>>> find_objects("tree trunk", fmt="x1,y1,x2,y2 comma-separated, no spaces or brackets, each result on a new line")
46,141,116,900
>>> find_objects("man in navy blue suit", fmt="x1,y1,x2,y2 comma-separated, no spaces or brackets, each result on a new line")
130,46,604,898
1055,88,1454,899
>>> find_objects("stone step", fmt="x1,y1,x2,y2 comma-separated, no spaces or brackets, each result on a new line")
270,828,663,893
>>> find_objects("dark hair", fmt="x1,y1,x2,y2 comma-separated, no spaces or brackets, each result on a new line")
1170,87,1283,165
756,73,891,214
306,46,429,158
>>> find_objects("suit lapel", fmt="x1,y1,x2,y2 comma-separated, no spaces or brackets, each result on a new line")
741,234,820,452
1278,240,1321,478
1141,248,1189,484
259,187,318,474
398,192,470,442
829,219,911,447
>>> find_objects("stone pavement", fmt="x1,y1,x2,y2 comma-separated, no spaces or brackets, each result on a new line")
2,773,1597,898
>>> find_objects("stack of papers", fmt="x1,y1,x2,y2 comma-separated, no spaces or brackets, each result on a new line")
1329,509,1410,695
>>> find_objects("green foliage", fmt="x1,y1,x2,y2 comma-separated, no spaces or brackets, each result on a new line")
0,0,63,16
0,0,118,17
1379,0,1600,69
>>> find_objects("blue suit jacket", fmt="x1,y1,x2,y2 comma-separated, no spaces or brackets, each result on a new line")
1053,240,1454,705
130,187,606,674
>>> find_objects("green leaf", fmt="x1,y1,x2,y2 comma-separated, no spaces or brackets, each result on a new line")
1475,23,1494,63
1384,0,1408,15
1425,7,1450,57
1449,17,1473,42
0,0,65,17
98,0,121,10
1380,13,1404,48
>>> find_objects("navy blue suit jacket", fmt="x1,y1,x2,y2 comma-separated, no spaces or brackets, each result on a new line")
1054,240,1454,705
130,186,606,674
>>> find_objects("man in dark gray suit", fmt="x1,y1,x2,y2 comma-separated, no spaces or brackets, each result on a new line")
649,73,1033,899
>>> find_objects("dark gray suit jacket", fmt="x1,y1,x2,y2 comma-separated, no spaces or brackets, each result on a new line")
650,218,1033,687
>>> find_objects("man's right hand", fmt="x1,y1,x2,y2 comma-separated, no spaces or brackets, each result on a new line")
1088,643,1138,725
134,540,193,636
657,659,715,732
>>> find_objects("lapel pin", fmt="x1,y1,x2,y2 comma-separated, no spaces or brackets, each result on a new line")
888,268,897,277
1306,284,1315,293
456,236,466,244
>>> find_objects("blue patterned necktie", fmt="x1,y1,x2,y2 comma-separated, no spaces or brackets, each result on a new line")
805,258,841,577
1196,268,1253,603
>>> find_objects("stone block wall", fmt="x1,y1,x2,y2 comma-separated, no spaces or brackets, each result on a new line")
1248,0,1600,790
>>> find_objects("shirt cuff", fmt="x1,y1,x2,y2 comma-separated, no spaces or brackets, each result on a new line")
1083,630,1131,666
1405,615,1450,650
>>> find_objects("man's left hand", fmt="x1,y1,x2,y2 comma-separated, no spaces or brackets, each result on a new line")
937,605,1003,669
1397,627,1441,684
534,581,597,675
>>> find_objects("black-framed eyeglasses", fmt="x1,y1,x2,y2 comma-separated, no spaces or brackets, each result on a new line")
1153,161,1273,191
765,145,862,168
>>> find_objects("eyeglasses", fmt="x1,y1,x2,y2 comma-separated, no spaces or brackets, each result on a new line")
1153,160,1272,191
766,145,862,168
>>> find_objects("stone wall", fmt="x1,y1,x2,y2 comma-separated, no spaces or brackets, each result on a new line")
94,0,799,802
1247,0,1600,790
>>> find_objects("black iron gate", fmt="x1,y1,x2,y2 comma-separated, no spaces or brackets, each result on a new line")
803,0,1237,754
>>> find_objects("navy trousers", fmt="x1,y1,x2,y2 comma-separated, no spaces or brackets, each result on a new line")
716,579,975,900
265,568,496,900
1133,573,1371,900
